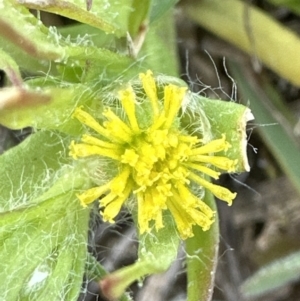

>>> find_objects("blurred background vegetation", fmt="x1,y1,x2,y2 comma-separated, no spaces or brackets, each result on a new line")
1,0,300,300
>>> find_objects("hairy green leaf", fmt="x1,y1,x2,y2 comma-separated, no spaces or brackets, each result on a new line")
0,83,98,134
0,131,90,301
241,251,300,298
17,0,134,37
0,1,64,61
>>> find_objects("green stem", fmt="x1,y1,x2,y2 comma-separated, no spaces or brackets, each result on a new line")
100,260,160,300
186,190,219,301
85,253,134,301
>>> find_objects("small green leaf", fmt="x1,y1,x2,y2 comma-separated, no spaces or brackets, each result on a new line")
149,0,178,23
139,10,179,76
240,250,300,298
18,0,134,37
0,83,98,135
85,253,108,280
85,254,134,301
128,0,151,36
58,23,116,49
138,211,180,270
62,45,134,83
99,211,180,300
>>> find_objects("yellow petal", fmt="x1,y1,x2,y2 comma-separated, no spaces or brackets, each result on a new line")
104,109,133,143
174,184,197,208
139,70,159,117
72,106,109,138
178,134,199,144
185,162,221,179
109,167,132,196
154,210,164,231
119,87,140,133
190,135,231,155
69,141,121,160
163,85,187,129
137,191,152,233
188,172,236,205
101,185,132,223
81,134,119,149
148,112,166,131
186,207,214,231
77,184,110,207
191,155,237,172
166,199,194,239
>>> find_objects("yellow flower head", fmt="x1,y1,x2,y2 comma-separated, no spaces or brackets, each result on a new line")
69,70,237,239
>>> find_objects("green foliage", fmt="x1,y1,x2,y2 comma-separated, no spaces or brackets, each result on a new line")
230,62,300,197
149,0,179,23
14,0,134,37
267,0,300,15
241,251,300,298
185,0,300,87
0,131,90,300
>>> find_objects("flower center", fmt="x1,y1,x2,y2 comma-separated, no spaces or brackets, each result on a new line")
120,128,193,208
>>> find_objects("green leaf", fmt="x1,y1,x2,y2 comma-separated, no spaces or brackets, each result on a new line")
128,0,151,36
186,190,219,301
0,1,134,78
181,95,253,173
0,83,99,135
149,0,178,23
99,211,180,300
0,131,70,208
229,61,300,196
17,0,134,37
267,0,300,16
85,254,134,301
62,45,134,83
0,1,64,61
58,23,116,49
197,96,253,172
139,10,179,76
0,131,90,301
0,191,89,301
240,250,300,298
138,211,180,270
184,0,300,87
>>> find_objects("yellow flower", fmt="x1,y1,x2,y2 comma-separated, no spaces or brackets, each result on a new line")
69,70,237,239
